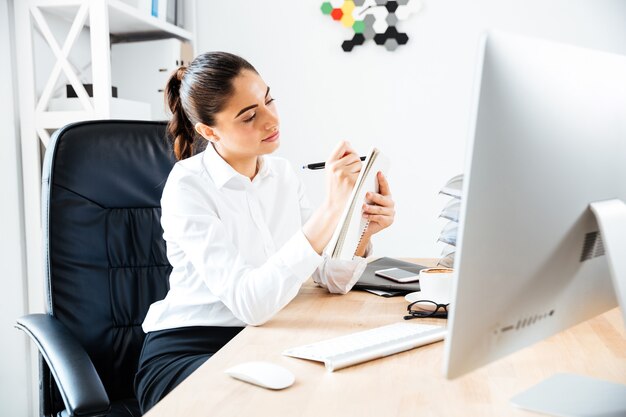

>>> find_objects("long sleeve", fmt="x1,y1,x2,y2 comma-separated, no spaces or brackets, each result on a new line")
143,149,369,333
162,174,324,326
297,176,370,294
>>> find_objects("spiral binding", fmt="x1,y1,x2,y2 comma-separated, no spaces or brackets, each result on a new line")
353,220,371,255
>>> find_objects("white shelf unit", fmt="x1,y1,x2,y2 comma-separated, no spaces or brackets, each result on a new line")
14,0,194,316
16,0,193,141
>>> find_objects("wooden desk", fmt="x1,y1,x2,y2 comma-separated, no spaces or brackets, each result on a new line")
146,260,626,417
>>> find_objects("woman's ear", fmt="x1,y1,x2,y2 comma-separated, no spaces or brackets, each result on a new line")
195,122,219,143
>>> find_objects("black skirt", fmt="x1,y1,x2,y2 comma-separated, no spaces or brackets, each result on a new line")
134,325,243,414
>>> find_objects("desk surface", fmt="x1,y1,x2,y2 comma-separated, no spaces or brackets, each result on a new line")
146,259,626,417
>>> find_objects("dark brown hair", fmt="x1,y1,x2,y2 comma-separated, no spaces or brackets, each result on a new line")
165,52,257,160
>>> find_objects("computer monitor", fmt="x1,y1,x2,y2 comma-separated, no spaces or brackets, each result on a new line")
443,32,626,415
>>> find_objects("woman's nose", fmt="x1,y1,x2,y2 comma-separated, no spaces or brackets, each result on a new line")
264,110,279,130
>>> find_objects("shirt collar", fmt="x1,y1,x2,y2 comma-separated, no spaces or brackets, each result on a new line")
255,154,273,181
202,143,274,189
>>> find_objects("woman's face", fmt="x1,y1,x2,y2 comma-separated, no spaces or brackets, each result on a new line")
210,70,280,160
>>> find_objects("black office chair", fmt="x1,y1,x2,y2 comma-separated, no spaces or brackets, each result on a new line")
16,120,177,417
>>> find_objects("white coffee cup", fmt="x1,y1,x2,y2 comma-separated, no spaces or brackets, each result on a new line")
405,268,454,304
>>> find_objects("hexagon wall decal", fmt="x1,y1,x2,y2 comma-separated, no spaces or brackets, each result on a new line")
321,0,423,52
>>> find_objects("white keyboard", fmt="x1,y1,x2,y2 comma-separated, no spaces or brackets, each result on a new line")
283,322,446,372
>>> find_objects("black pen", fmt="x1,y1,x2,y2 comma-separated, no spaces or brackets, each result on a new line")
302,156,366,170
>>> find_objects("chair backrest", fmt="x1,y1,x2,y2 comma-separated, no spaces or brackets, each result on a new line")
41,120,176,413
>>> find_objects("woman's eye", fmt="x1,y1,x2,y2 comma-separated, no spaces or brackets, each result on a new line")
242,99,275,123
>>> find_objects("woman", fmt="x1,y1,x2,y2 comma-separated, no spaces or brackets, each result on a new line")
135,51,395,412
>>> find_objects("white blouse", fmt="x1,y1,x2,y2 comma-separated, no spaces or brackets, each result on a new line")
142,143,369,331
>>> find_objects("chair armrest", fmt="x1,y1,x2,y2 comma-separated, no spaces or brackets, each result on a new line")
16,314,110,417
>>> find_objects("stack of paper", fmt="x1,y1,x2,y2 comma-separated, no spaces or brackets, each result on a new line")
437,174,463,268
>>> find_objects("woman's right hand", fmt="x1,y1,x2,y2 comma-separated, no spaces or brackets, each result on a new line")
324,141,362,213
302,141,362,255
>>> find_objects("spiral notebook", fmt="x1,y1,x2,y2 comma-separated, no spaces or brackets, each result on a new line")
324,147,390,260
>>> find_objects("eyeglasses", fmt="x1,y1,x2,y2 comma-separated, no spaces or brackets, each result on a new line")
404,300,449,320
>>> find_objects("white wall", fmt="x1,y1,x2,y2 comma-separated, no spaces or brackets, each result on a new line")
0,0,33,415
195,0,626,258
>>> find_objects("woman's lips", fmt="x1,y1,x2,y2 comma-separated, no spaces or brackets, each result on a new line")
262,131,280,142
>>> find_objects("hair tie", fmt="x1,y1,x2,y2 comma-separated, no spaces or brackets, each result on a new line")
176,66,187,81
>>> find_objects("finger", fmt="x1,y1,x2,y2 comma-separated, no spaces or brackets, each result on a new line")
362,204,394,216
349,164,363,174
377,171,391,196
343,143,358,157
330,154,362,174
346,160,363,174
362,213,392,225
365,192,394,207
328,140,348,160
328,140,357,161
339,153,362,167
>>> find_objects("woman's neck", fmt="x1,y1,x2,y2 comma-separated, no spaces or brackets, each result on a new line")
230,157,259,181
213,144,258,180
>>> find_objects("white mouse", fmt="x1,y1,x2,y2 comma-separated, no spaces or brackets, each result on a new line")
224,361,295,390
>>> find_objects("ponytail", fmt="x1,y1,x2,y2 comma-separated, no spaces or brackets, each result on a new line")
165,66,195,160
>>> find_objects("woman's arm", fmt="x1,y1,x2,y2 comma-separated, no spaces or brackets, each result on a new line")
298,166,395,295
302,141,363,253
296,144,372,294
163,176,324,327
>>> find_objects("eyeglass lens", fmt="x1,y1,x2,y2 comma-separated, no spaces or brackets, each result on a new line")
404,300,448,320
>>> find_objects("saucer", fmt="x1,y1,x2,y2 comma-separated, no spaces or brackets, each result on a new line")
405,290,451,305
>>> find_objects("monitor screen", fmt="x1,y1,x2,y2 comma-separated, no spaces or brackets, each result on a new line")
443,31,626,414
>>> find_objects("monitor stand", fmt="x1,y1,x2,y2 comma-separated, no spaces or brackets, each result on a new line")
510,199,626,417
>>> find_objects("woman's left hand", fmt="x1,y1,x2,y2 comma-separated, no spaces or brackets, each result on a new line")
362,171,395,236
353,172,395,257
